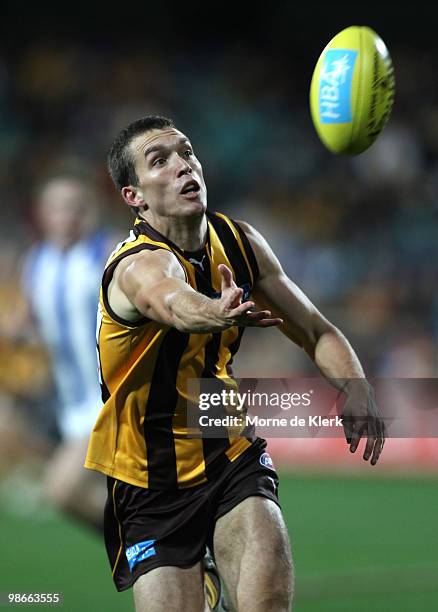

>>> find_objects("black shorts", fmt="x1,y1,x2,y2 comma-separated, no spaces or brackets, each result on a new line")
104,438,280,591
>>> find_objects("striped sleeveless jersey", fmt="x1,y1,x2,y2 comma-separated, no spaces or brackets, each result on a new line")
85,212,260,489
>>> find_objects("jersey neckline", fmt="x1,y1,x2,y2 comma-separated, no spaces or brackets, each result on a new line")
134,214,212,261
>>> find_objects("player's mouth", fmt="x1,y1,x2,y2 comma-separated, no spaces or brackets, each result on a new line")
180,179,201,200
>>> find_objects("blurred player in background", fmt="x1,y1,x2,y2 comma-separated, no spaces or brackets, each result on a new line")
85,116,385,611
22,171,114,531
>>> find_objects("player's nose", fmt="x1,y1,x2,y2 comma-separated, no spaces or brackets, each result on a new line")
175,156,192,177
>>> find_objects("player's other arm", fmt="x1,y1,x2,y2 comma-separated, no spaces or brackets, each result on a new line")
238,220,385,465
107,249,282,334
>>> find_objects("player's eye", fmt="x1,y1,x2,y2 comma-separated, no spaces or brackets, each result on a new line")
183,149,193,157
152,158,166,167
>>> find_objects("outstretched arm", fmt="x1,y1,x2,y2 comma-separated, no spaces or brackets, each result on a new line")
238,220,385,465
107,249,283,334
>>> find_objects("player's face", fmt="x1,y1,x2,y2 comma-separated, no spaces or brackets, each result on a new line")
37,179,94,248
128,129,207,218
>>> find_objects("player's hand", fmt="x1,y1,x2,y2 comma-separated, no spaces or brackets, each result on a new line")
341,380,386,466
217,264,283,328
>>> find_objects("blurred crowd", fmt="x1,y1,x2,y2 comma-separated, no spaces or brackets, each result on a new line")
1,31,438,454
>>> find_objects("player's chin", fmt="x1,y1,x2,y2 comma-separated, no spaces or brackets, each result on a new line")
178,195,207,215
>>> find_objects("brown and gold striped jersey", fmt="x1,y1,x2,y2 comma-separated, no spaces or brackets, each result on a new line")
85,211,260,489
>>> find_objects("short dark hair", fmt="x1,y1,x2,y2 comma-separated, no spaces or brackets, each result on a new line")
34,165,97,204
108,115,175,191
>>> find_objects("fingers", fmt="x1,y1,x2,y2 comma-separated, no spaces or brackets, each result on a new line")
229,286,243,309
221,286,243,311
228,300,255,318
229,305,283,328
244,309,281,325
342,416,354,445
217,266,283,328
218,265,283,327
219,264,235,291
370,436,385,466
349,429,362,454
347,420,385,465
343,389,386,465
254,317,284,328
368,415,386,465
362,430,385,465
363,431,374,461
362,413,377,459
219,264,244,309
346,415,368,453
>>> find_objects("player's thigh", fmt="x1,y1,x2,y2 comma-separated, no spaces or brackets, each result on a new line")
44,437,100,501
133,563,206,612
45,436,88,478
213,497,293,599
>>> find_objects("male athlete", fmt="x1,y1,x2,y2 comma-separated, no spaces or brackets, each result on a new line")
23,173,114,530
85,116,385,611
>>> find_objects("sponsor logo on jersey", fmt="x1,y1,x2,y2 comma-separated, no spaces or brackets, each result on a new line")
188,254,206,270
260,452,275,470
319,49,358,123
125,539,156,572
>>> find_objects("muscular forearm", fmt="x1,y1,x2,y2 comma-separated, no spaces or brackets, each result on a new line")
125,261,272,333
313,328,367,393
129,274,231,333
315,327,385,464
164,289,233,334
238,221,385,463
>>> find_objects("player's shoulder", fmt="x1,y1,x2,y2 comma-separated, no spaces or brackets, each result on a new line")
233,218,281,278
115,247,185,282
234,219,267,249
234,219,254,234
120,246,178,267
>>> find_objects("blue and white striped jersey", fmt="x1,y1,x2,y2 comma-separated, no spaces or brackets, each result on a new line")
23,230,111,439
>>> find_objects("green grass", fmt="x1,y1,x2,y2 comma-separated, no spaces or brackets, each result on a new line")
0,506,132,611
1,473,437,611
278,473,438,611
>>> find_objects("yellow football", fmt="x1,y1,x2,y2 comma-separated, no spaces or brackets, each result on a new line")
310,26,395,155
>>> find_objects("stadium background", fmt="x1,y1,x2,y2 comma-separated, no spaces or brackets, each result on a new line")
0,4,437,610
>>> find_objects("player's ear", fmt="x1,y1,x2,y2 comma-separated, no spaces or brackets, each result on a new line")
121,186,148,212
